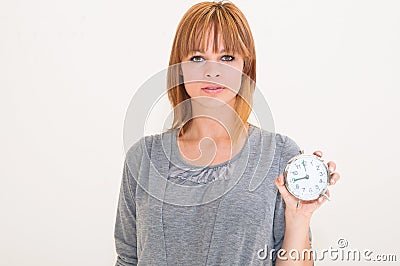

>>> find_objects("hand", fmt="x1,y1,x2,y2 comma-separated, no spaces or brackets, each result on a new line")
274,150,341,220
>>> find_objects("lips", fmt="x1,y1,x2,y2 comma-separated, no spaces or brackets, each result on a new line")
201,86,225,94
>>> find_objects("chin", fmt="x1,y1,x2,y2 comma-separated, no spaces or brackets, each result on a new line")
191,95,236,109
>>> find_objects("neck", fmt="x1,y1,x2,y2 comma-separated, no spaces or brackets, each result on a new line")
184,118,232,140
185,99,244,139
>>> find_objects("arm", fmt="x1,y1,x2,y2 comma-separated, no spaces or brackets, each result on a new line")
275,176,314,266
274,137,340,266
114,159,139,266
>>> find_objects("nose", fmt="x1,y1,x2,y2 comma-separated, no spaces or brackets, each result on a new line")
206,73,220,78
204,62,221,78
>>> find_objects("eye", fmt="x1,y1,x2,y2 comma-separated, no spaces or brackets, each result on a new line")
189,56,205,62
221,55,235,61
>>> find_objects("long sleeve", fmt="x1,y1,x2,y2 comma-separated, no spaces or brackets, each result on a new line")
114,159,139,266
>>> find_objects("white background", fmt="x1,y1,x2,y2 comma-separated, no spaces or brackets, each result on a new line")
1,0,399,265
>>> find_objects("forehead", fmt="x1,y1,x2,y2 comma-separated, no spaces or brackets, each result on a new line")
192,27,229,53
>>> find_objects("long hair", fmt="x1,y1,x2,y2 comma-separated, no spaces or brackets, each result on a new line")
167,1,256,142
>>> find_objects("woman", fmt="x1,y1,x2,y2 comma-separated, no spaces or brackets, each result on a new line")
115,1,340,265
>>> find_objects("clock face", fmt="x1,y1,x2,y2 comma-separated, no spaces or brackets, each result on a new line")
284,154,330,201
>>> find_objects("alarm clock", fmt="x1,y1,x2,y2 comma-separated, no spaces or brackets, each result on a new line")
283,151,331,201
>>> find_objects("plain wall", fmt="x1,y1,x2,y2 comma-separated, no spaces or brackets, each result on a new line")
1,0,399,265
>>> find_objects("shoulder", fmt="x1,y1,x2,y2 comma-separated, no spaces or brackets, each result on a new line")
275,132,301,156
254,125,301,164
125,129,176,163
253,125,300,151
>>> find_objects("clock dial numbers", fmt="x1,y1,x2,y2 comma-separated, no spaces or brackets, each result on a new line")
284,155,329,201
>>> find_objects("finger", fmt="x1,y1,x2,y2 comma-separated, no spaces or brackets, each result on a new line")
274,174,285,191
274,174,293,202
329,172,340,185
318,196,325,204
327,161,337,173
318,195,328,205
318,189,330,204
313,150,323,157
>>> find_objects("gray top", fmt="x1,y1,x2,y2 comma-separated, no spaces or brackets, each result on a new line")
114,124,311,265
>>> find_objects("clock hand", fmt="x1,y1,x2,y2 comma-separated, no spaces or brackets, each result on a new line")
302,160,307,173
293,174,309,182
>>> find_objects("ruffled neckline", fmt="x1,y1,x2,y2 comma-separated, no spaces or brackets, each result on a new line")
167,124,256,185
168,159,237,184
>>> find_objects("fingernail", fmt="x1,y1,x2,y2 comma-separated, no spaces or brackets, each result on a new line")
329,167,334,172
330,179,335,185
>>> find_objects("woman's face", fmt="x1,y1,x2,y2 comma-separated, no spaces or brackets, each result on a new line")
180,28,244,109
